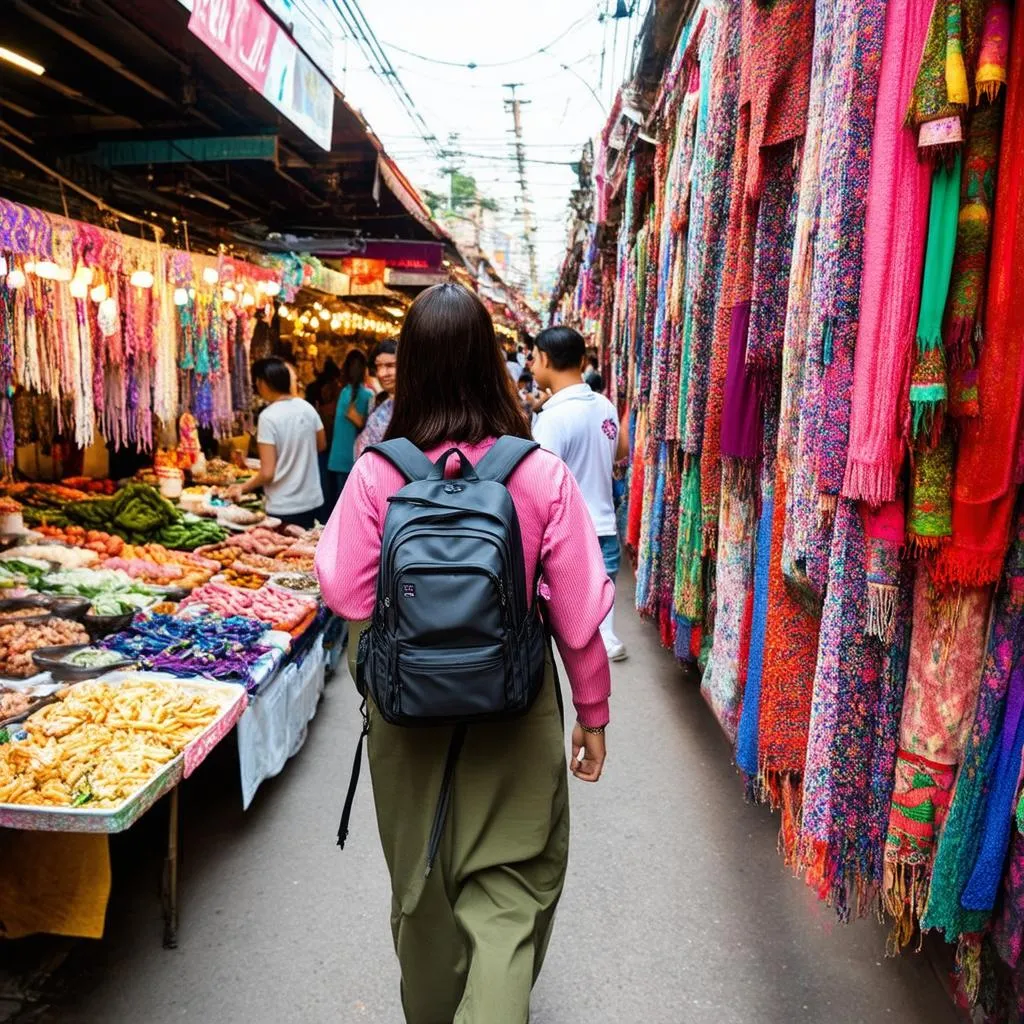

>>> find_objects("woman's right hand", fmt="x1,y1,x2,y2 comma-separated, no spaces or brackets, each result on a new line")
571,722,606,783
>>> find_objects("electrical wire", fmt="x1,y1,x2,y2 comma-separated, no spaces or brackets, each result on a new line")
380,10,597,69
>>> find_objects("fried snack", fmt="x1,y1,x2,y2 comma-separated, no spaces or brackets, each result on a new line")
0,679,222,808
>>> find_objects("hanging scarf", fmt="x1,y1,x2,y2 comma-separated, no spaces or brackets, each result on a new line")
910,156,963,439
863,499,906,642
700,481,756,743
756,466,820,862
735,476,775,783
681,0,742,456
700,103,751,546
792,0,888,600
908,429,956,547
934,9,1024,588
674,459,705,621
906,0,985,152
923,500,1024,939
739,0,815,202
882,570,991,950
799,497,912,917
946,100,1004,410
975,0,1010,101
843,0,935,506
657,449,683,627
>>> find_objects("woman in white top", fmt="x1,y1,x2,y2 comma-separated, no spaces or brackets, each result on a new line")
229,358,326,528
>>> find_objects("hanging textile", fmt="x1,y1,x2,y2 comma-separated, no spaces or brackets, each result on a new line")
882,570,991,949
700,483,756,743
842,0,935,506
756,467,820,862
908,430,956,547
935,7,1024,588
976,0,1011,101
924,500,1024,938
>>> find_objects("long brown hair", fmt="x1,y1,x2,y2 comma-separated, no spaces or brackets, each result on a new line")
385,283,531,448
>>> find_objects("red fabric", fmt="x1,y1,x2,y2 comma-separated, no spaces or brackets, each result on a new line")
937,6,1024,587
739,0,816,200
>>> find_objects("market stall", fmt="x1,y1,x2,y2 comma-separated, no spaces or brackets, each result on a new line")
554,0,1024,1016
0,477,337,947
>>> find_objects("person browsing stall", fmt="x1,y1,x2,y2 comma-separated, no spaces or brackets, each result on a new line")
354,340,397,459
229,358,325,529
328,348,374,493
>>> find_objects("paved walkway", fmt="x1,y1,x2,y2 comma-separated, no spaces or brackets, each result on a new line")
40,581,958,1023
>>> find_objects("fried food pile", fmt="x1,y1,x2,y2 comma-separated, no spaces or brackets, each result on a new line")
0,679,222,807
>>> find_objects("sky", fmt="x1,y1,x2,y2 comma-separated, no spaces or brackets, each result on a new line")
334,0,648,303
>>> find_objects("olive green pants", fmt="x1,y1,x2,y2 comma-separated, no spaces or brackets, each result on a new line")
348,623,569,1024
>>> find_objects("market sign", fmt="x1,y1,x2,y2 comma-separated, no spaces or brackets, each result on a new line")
384,269,448,288
187,0,334,151
360,241,445,271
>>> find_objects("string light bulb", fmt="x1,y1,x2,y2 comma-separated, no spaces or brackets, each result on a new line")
69,279,88,299
73,264,94,286
241,292,255,307
90,284,108,303
278,304,290,318
6,269,25,289
202,267,219,285
262,280,281,297
130,270,154,289
173,287,189,306
308,316,320,330
221,286,237,303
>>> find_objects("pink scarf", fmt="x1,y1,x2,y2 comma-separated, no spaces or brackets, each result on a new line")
842,0,935,506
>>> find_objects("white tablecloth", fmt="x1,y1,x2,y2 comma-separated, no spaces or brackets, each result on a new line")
237,634,326,809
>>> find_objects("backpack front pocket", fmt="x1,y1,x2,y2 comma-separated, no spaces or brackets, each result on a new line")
395,644,508,721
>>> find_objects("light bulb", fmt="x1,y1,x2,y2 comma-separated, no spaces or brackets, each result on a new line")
313,301,322,311
202,267,219,285
308,343,319,357
308,317,320,330
241,292,255,307
73,264,94,285
34,260,62,280
263,281,281,297
0,256,8,277
188,287,196,299
130,270,154,289
221,286,237,303
6,269,25,289
173,287,189,306
90,284,108,303
69,279,88,299
277,304,289,318
23,261,35,274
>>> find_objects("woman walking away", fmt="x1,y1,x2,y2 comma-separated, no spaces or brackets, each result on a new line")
354,340,397,459
230,358,325,529
316,282,613,1024
328,348,373,494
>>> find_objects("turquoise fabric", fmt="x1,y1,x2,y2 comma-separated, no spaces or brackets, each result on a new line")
328,385,373,473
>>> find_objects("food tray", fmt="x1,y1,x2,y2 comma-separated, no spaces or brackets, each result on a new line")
0,674,248,833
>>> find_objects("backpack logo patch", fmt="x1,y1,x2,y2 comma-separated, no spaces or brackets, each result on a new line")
402,583,416,599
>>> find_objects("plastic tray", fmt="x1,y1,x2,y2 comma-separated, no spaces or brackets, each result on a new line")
0,674,248,833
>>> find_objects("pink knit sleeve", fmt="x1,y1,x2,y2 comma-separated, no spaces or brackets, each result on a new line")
315,459,382,621
539,469,615,728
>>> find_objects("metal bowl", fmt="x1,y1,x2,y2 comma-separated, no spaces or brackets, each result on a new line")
31,644,134,683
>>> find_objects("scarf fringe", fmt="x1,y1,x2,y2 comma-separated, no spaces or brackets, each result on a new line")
910,396,947,441
907,531,949,554
723,457,755,501
944,315,976,367
866,582,900,642
881,860,930,955
818,491,838,529
955,934,983,1006
976,80,1004,104
760,769,804,867
933,545,1007,589
843,457,897,507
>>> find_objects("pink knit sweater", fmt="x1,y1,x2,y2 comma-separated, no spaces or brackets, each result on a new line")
315,438,614,727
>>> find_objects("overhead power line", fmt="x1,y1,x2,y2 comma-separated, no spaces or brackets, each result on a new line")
330,0,443,160
381,11,595,69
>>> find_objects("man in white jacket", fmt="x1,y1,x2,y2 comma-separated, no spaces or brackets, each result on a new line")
531,326,628,661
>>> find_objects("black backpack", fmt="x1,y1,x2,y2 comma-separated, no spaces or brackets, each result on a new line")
336,436,550,874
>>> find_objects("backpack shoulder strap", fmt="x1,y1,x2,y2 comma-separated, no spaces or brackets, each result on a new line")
475,436,540,484
363,439,433,482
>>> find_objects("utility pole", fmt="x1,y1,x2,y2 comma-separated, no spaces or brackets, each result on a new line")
503,83,538,295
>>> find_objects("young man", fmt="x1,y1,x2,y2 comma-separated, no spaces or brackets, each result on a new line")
229,358,326,529
531,326,629,661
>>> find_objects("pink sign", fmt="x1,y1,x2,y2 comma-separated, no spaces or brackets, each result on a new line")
189,0,280,96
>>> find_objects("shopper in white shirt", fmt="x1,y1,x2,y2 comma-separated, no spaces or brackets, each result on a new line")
229,357,326,529
531,326,629,661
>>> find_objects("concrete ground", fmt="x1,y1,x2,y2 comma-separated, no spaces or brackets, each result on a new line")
32,580,958,1024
